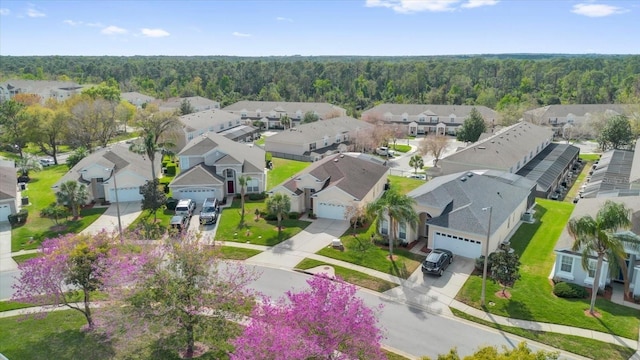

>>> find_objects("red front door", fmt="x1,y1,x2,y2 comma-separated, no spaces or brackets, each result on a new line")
227,180,235,193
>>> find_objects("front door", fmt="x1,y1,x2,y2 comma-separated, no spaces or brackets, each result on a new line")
227,180,235,193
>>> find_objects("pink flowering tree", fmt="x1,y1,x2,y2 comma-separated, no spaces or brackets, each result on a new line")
231,275,386,360
124,234,259,358
12,231,147,330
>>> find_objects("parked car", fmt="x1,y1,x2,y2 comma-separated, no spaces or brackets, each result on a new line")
170,215,190,233
199,198,219,225
422,248,453,276
39,158,55,167
175,199,196,217
406,173,426,180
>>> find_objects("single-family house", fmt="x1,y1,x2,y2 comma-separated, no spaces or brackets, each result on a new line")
169,132,266,203
265,116,373,162
523,104,635,137
437,122,555,177
222,101,347,129
0,80,84,103
172,109,259,151
0,160,18,222
52,144,160,203
154,96,220,113
361,104,498,136
553,197,640,298
269,153,388,220
121,91,156,108
391,171,535,258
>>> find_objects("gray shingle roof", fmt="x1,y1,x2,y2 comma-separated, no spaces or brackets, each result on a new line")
629,139,640,183
170,164,222,186
581,150,633,198
178,132,265,173
408,171,532,237
265,116,373,146
439,122,554,175
156,96,220,112
223,101,346,117
179,109,241,133
517,143,580,192
362,104,497,121
523,104,633,121
0,164,17,201
121,92,155,104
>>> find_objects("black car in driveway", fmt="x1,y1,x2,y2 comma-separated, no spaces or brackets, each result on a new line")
421,248,453,276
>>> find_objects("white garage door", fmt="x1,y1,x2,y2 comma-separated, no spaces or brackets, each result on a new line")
109,187,143,202
433,231,482,259
177,189,217,204
316,202,346,220
0,204,11,222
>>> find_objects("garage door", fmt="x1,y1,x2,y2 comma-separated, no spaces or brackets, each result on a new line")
109,187,143,202
433,231,482,259
177,188,217,204
316,202,346,220
0,204,11,222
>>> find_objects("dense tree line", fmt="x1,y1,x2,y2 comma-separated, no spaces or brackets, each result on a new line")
1,55,639,116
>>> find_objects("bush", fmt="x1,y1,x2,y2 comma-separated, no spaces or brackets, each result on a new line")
165,164,177,176
264,213,278,221
8,209,29,226
165,198,178,211
553,282,588,299
248,192,267,200
475,252,500,272
288,212,299,219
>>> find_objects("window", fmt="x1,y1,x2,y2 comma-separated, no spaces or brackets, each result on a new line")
419,116,425,123
560,256,573,273
241,112,247,117
247,179,259,192
219,124,224,130
380,219,389,235
309,143,316,151
225,169,234,178
587,260,596,278
399,223,406,240
228,121,232,127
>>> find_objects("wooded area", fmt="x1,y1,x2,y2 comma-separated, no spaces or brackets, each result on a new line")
1,55,639,116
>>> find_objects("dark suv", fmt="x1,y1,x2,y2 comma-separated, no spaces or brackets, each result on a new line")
421,248,453,276
199,198,219,225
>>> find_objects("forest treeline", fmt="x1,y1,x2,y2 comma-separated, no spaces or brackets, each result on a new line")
1,55,639,116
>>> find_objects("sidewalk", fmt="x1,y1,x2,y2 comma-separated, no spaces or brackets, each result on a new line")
0,223,17,271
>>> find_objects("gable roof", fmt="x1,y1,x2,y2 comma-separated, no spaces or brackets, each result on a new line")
170,164,222,186
0,163,17,201
362,104,497,120
121,91,155,104
279,153,388,200
439,122,554,175
516,143,580,192
179,109,241,133
223,100,345,117
178,132,265,173
523,104,634,121
408,171,532,237
53,143,159,188
156,96,220,112
265,116,373,146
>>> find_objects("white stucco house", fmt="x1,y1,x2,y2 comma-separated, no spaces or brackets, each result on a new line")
52,144,161,203
553,197,640,298
384,170,535,258
169,132,266,203
269,153,388,220
0,160,18,222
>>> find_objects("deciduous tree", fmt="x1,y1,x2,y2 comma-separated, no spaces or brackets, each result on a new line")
139,178,166,221
597,114,634,151
422,341,559,360
419,134,450,167
489,250,521,297
231,275,385,360
0,100,28,157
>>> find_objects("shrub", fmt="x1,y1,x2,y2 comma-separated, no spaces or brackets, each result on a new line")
474,252,500,272
8,208,29,226
165,198,178,211
248,192,267,200
264,213,278,221
288,212,299,219
165,164,177,176
553,282,588,299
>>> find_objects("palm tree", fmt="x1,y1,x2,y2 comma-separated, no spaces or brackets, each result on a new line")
16,154,43,180
409,154,424,176
366,187,418,259
266,193,291,239
238,175,249,219
56,180,89,220
568,200,640,314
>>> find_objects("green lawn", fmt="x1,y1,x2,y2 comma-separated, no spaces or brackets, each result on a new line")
387,175,425,195
565,161,593,202
295,258,398,292
216,199,311,246
267,158,310,190
456,199,640,340
317,221,425,279
218,246,262,260
12,252,41,263
390,144,411,153
254,135,265,146
451,309,635,360
580,153,601,161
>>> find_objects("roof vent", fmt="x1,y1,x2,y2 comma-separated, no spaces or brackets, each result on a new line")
460,176,467,182
478,146,486,150
466,172,474,177
334,158,339,162
340,154,345,158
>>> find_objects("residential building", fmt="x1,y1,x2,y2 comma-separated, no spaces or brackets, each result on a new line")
154,96,220,113
361,104,497,136
0,80,84,103
523,104,634,136
265,116,374,162
121,91,155,108
173,109,259,151
269,153,388,220
222,100,347,129
169,132,266,203
0,160,18,222
516,143,580,198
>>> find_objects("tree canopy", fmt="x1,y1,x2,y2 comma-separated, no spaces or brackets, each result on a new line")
456,108,487,143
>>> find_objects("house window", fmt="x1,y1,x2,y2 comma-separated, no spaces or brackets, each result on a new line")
228,121,232,127
236,119,240,125
323,137,328,146
309,143,316,151
188,134,194,140
587,260,596,278
219,124,224,130
380,219,389,235
247,179,259,193
241,112,247,117
399,223,406,240
419,116,425,123
225,169,234,178
560,256,573,273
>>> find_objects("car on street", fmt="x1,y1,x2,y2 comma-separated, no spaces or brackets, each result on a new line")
406,173,426,180
39,158,55,167
170,215,190,233
421,248,453,276
175,199,196,217
199,198,219,225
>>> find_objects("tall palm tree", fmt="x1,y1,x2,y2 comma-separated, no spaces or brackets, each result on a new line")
568,200,640,314
238,175,249,219
56,180,89,220
366,187,418,259
266,193,291,239
409,154,424,176
16,154,43,179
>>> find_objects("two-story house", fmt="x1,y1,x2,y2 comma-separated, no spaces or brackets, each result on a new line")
222,101,347,129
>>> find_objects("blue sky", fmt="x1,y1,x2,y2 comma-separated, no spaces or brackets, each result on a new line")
0,0,638,56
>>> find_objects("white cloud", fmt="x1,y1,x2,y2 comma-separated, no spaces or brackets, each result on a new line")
461,0,498,9
64,20,104,27
365,0,459,13
0,8,10,16
572,3,628,17
26,4,45,18
101,25,128,35
232,31,251,37
86,22,103,27
141,28,170,38
276,16,293,22
63,19,80,26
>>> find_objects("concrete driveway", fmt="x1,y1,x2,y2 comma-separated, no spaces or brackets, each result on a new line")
80,201,143,235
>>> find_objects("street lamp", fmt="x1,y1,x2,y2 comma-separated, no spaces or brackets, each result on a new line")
106,166,123,243
481,206,493,307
